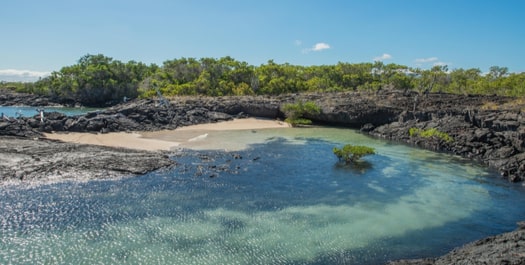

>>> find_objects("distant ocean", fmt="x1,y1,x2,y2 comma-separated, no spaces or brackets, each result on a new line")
0,105,100,118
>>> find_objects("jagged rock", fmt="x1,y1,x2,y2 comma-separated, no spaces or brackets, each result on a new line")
0,120,42,138
0,136,174,182
388,223,525,265
0,89,62,106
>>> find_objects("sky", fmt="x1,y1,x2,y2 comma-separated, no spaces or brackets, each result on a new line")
1,0,524,82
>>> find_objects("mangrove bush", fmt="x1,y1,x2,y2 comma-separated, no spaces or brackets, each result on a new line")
333,144,376,164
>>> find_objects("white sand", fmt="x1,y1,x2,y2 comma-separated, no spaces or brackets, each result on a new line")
172,118,289,131
44,118,289,151
43,131,179,151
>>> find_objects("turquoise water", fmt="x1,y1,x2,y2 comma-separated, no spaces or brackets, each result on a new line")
1,127,525,264
0,106,100,118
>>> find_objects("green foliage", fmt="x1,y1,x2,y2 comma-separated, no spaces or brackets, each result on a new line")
408,127,419,137
30,54,155,106
0,82,35,93
282,101,321,126
7,53,525,106
409,127,453,143
140,60,525,98
333,144,375,164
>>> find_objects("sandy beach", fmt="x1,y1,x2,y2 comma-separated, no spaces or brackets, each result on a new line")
44,118,290,151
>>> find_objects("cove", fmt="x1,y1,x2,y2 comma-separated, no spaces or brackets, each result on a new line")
1,127,524,264
0,106,100,118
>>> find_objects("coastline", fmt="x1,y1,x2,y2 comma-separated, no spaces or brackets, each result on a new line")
0,135,175,185
2,91,525,264
3,90,523,182
43,118,290,151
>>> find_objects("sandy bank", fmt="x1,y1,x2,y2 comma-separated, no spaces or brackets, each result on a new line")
44,118,289,151
44,131,178,151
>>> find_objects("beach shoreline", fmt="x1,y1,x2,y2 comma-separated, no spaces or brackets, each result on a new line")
43,118,290,151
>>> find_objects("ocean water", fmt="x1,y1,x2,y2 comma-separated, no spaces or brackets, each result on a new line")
0,106,100,118
1,127,524,264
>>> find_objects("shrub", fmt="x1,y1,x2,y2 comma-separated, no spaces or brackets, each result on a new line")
333,144,375,164
282,101,321,126
409,127,453,143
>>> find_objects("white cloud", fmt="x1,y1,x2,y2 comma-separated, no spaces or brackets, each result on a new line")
312,42,330,51
373,53,392,61
0,69,50,82
433,61,448,67
414,57,438,63
302,42,331,53
294,40,302,46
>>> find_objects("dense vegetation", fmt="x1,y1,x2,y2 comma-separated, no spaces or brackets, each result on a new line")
2,54,524,106
282,101,321,126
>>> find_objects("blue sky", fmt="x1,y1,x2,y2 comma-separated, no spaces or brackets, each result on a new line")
1,0,524,82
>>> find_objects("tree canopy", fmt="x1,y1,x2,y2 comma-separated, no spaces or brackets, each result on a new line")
27,54,155,106
5,53,525,106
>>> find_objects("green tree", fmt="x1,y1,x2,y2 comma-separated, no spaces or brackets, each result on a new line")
449,68,481,94
16,54,525,102
489,66,509,79
34,54,154,106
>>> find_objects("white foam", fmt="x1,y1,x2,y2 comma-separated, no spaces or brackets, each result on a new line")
187,133,208,142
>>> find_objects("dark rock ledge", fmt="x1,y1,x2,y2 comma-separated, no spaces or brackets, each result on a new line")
0,136,175,184
387,222,525,265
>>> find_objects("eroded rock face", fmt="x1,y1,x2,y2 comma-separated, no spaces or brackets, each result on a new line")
370,108,525,182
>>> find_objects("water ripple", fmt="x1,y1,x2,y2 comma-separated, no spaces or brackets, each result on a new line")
1,128,525,264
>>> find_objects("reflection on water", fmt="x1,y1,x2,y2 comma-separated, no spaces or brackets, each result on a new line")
1,128,525,264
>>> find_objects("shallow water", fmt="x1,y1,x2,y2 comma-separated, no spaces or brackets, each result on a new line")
1,127,525,264
0,106,100,118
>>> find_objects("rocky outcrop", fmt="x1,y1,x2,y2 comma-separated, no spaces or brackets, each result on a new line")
388,222,525,265
2,90,524,182
0,119,42,138
0,89,60,107
0,136,175,183
369,102,525,182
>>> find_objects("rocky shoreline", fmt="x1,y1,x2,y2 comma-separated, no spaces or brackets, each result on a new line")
1,89,525,264
0,135,175,184
388,222,525,265
2,89,524,182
